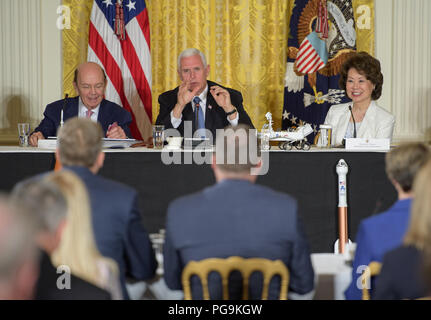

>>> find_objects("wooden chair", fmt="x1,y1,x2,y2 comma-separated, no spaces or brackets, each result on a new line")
361,261,382,300
182,256,289,300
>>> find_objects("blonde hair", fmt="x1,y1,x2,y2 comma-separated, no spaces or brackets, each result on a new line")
48,171,119,290
403,159,431,250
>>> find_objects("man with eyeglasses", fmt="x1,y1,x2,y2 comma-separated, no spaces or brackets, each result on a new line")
29,62,131,146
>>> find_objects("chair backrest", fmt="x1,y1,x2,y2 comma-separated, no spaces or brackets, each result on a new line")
361,261,382,300
182,256,289,300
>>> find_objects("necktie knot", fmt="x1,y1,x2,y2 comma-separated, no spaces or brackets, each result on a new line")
86,110,94,118
193,96,201,107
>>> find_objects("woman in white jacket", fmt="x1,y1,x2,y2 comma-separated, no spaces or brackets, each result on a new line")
324,52,395,146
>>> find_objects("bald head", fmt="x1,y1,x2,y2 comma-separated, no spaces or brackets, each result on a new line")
73,62,107,110
73,62,106,84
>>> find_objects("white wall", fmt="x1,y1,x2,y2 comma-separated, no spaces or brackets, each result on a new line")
375,0,431,143
0,0,429,143
41,0,62,110
0,0,61,143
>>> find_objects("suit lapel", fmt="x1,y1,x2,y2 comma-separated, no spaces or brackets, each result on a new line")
357,101,376,137
205,81,225,133
64,97,79,121
183,103,194,121
336,106,351,144
205,89,217,131
97,100,110,132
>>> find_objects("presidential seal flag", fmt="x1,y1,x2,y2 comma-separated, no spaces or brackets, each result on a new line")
283,0,373,142
88,0,152,141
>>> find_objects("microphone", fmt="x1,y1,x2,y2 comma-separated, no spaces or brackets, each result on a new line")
348,105,357,138
60,94,69,128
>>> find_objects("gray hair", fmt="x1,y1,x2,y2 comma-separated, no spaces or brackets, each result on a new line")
57,117,103,168
11,178,67,234
385,142,430,192
177,48,207,70
214,124,261,173
0,194,38,284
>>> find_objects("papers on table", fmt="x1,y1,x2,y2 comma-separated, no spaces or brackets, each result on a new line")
37,138,137,149
102,138,137,149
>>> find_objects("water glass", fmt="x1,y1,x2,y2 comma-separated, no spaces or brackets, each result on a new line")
18,123,30,147
318,124,332,148
153,125,165,149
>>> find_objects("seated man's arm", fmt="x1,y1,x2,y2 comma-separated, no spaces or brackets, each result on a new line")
226,89,255,128
124,196,157,280
163,211,183,290
214,86,254,128
29,104,59,146
288,216,315,297
106,109,132,139
118,109,132,138
156,82,200,132
156,93,178,130
29,131,45,147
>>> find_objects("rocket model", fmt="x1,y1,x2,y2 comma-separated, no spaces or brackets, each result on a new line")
335,159,350,254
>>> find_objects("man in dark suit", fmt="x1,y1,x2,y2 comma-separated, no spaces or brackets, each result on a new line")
29,62,132,146
155,48,254,141
163,125,315,299
55,117,157,299
11,178,111,300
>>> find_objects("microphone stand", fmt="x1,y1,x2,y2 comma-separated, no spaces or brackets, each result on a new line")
348,105,357,138
60,94,69,128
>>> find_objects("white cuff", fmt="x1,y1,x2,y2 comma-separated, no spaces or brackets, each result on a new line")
227,112,239,126
170,110,182,129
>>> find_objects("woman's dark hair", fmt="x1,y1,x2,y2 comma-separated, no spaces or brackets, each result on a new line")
339,51,383,100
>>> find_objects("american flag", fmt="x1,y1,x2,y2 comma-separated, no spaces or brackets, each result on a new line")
88,0,152,140
295,31,328,74
283,0,355,143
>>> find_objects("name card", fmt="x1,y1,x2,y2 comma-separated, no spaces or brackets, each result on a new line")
345,138,390,151
37,139,57,149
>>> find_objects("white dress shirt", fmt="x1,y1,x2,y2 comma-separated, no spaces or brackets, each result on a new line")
78,97,100,122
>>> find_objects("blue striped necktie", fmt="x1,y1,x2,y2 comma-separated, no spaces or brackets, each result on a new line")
193,96,205,136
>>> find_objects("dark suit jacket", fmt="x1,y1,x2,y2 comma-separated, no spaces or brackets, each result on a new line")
163,179,315,299
64,166,157,299
35,250,111,300
33,96,132,138
373,245,429,300
345,199,412,300
156,80,254,140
